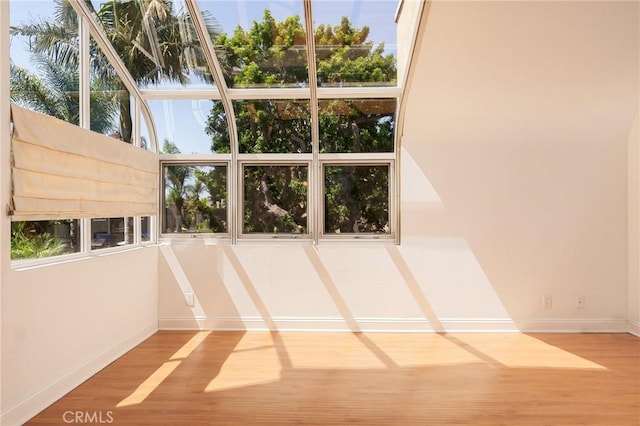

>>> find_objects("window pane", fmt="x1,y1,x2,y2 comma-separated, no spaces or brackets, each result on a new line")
90,37,131,142
200,1,308,88
152,100,230,154
11,220,80,260
324,165,390,234
243,165,308,234
163,165,228,234
141,217,151,242
140,112,151,151
10,1,79,124
91,217,133,249
319,99,396,153
89,0,215,89
313,0,397,87
234,100,311,153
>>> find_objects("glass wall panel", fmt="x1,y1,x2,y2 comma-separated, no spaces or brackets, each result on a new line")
313,0,397,87
88,0,215,89
243,165,308,234
319,98,396,153
90,36,131,142
163,165,228,234
90,217,134,249
9,1,80,123
324,165,390,234
234,100,311,153
151,99,229,154
11,220,80,260
200,0,308,88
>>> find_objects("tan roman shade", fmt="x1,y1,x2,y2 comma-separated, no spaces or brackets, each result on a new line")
10,104,158,221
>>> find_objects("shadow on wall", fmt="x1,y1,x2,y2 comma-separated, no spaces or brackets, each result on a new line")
158,239,513,332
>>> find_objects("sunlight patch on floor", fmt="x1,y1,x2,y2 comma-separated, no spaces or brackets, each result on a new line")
117,331,211,407
116,360,181,407
204,333,282,392
453,334,608,370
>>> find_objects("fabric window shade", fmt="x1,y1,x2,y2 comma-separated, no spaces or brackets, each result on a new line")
10,104,158,220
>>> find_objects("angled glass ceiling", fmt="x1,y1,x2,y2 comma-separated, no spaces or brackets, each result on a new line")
84,0,399,91
89,0,217,89
9,0,412,154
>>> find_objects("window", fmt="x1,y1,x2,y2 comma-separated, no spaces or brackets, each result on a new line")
242,164,309,236
234,100,312,154
9,0,401,247
162,164,229,234
90,218,134,250
323,164,391,236
11,220,81,260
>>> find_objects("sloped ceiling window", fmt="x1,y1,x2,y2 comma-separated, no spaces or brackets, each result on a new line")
89,0,217,89
200,0,309,88
313,0,397,87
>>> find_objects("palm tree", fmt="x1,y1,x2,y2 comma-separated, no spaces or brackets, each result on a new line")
12,0,221,142
162,140,190,232
10,55,118,134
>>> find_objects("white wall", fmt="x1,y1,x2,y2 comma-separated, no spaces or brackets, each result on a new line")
629,112,640,335
402,0,638,328
158,1,638,333
1,248,158,425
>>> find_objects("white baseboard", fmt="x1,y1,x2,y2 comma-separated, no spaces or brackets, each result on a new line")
159,316,630,333
628,320,640,337
1,321,157,426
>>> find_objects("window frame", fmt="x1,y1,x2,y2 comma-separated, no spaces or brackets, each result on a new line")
238,158,314,241
319,159,395,241
159,160,232,239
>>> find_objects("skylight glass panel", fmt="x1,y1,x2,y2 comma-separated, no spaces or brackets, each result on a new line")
151,99,230,154
88,0,216,89
199,0,309,88
9,0,80,124
312,0,398,87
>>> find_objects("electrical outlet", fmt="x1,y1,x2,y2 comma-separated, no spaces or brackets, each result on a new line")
185,292,194,307
576,296,585,309
542,294,552,309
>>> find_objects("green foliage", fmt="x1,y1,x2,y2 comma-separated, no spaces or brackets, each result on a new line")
209,11,395,234
324,166,389,233
214,10,308,88
11,222,68,260
162,140,227,233
10,56,119,135
243,166,307,234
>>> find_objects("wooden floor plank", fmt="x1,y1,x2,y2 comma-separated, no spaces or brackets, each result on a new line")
26,332,640,425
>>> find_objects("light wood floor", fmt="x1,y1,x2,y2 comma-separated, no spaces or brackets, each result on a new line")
27,331,639,425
